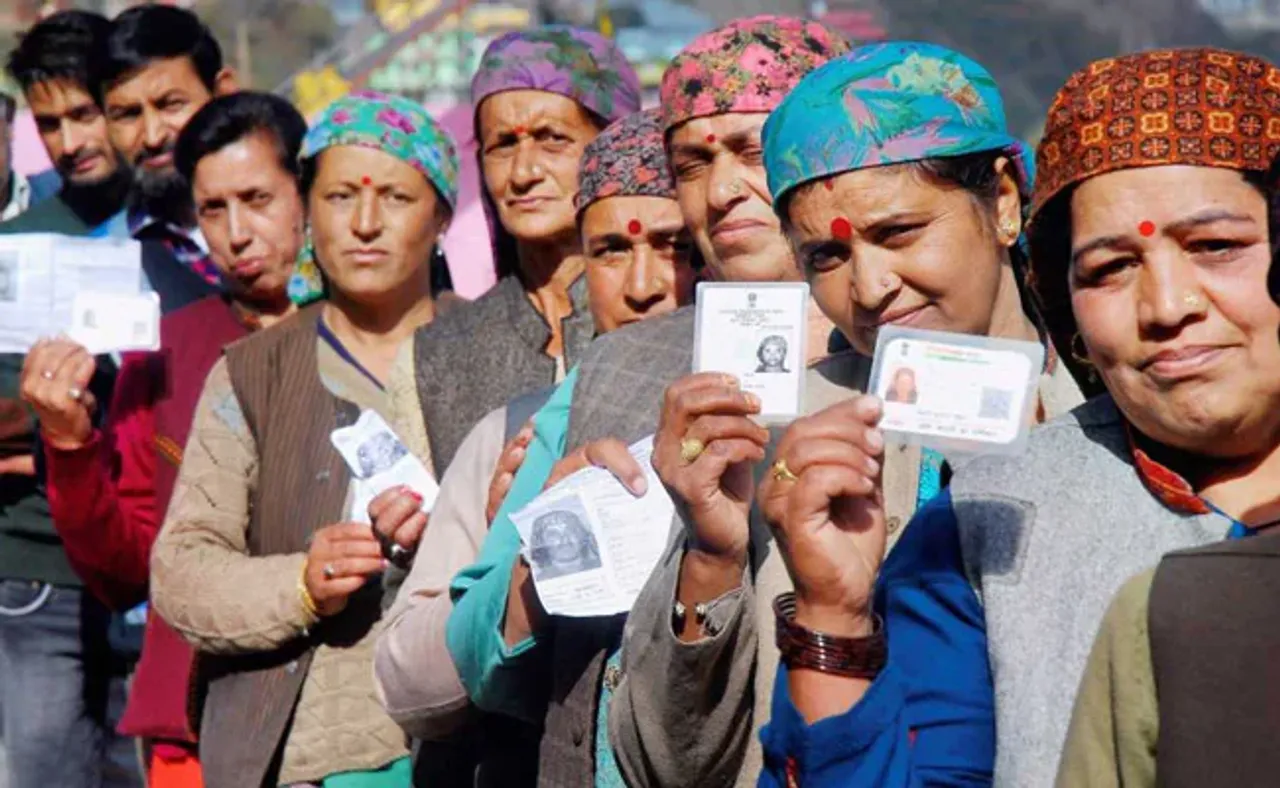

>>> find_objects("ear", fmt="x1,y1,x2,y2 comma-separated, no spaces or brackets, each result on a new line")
212,67,240,97
992,156,1023,243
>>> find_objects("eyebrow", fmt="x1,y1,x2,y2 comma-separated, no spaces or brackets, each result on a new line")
670,128,761,159
1070,209,1256,265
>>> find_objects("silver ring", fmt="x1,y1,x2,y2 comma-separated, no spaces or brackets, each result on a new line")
41,370,54,381
67,387,83,401
323,563,336,580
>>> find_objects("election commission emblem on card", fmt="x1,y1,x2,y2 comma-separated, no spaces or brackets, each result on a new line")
693,282,809,422
869,326,1044,455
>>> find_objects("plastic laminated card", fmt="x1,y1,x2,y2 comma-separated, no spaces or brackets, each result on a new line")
693,281,809,423
868,326,1044,456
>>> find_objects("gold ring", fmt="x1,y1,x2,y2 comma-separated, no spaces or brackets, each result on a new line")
679,437,706,464
772,458,799,483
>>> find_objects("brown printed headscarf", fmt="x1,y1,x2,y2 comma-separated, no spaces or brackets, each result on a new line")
575,109,675,215
1027,47,1280,390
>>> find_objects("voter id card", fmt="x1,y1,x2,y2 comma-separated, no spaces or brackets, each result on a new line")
868,326,1043,455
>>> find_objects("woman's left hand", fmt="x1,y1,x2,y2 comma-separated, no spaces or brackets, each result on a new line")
542,438,648,496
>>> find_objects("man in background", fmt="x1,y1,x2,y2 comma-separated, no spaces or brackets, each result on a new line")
3,9,131,235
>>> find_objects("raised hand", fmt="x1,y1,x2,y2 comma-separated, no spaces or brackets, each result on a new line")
303,522,388,617
651,373,770,566
486,420,534,524
20,338,97,451
759,396,887,637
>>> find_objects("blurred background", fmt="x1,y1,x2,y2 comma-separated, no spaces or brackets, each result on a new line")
2,0,1279,294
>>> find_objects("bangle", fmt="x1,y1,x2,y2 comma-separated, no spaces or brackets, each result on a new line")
774,592,886,680
297,561,319,620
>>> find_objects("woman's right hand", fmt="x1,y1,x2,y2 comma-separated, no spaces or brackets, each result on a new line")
486,420,534,524
758,396,887,637
651,373,771,568
303,522,387,617
19,338,97,451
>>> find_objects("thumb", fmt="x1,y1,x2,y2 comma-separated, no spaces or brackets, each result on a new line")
79,390,98,417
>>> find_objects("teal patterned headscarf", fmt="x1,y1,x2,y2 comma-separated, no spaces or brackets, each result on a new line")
289,90,461,305
762,41,1033,212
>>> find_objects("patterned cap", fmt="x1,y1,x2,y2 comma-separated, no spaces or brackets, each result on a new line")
291,91,460,305
659,15,850,134
763,41,1032,210
471,25,642,125
301,90,460,209
1030,47,1280,221
576,109,675,215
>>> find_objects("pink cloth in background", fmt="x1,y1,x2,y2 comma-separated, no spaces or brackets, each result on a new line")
13,110,52,177
12,104,499,299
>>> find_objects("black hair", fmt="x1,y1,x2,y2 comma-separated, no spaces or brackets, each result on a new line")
0,93,12,124
6,10,109,97
174,91,306,184
95,5,223,102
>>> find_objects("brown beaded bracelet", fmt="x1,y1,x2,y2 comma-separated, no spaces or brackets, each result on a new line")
774,592,887,679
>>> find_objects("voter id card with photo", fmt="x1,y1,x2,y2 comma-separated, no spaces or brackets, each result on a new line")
68,291,160,354
693,282,809,422
868,326,1044,455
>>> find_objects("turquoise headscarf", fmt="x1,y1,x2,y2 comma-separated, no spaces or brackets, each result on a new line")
289,90,461,305
762,41,1033,212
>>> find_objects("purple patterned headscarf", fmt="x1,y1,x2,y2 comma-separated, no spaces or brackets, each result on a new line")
471,26,641,125
576,109,675,215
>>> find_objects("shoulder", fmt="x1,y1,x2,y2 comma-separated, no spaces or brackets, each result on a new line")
951,394,1128,490
580,306,695,365
0,194,84,235
27,169,62,201
225,304,319,357
417,277,520,341
161,295,232,333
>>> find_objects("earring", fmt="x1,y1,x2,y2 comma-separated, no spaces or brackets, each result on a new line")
1070,332,1098,381
1000,218,1020,244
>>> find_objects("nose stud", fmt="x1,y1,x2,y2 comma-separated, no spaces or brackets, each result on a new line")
1183,292,1204,309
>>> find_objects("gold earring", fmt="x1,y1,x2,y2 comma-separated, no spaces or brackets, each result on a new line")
1000,218,1020,244
1069,332,1097,382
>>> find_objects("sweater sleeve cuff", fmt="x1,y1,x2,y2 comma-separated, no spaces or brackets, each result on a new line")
44,430,102,482
764,662,907,773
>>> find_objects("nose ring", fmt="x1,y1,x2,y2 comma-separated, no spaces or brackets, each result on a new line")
727,180,742,196
1182,291,1204,309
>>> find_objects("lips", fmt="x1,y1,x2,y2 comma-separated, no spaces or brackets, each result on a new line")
140,152,173,169
231,258,265,278
1140,344,1229,381
346,249,388,264
72,153,103,174
507,196,552,210
855,303,929,330
710,218,769,245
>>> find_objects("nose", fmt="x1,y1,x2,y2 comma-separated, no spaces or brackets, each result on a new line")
59,120,84,158
509,139,543,193
624,243,668,311
142,108,168,154
848,247,902,314
227,202,252,255
706,155,748,215
1136,247,1206,335
351,187,383,241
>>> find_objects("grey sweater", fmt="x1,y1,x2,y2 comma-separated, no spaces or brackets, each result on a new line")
952,395,1230,786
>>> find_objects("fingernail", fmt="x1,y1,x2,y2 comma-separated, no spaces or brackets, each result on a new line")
867,429,884,451
865,458,880,477
408,491,424,503
745,393,761,409
630,476,648,496
723,374,739,387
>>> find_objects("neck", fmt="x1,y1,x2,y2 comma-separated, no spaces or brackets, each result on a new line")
517,236,584,359
232,292,295,330
1157,433,1280,527
986,264,1040,346
131,190,195,229
61,171,132,226
322,279,435,383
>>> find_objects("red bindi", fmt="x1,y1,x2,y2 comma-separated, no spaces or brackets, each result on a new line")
830,216,853,241
514,125,527,136
627,219,643,235
823,179,835,191
705,134,716,144
1138,220,1156,237
361,176,372,186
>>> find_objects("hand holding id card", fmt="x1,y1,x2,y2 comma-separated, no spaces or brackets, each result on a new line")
330,409,439,523
868,326,1044,455
693,282,809,422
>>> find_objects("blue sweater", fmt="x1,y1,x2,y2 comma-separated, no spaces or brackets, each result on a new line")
759,490,996,787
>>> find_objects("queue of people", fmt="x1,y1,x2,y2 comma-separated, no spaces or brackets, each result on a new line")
1,4,1279,788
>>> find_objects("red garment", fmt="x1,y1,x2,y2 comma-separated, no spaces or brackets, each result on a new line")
44,296,250,744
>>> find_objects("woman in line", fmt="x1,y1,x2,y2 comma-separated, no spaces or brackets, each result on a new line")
748,46,1280,786
372,108,697,786
384,26,641,489
608,40,1085,787
20,91,306,788
149,92,459,788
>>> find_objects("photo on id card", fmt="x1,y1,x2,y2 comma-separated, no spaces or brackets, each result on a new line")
868,326,1044,455
693,282,808,422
